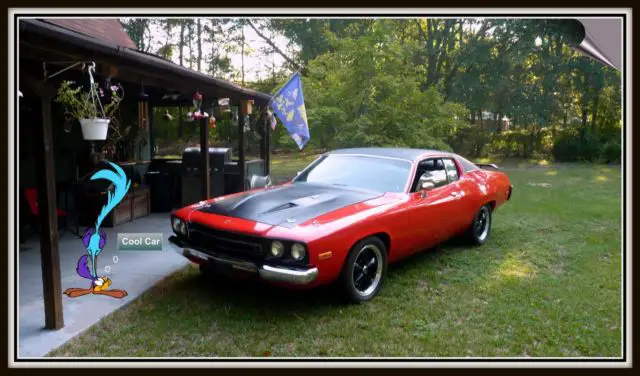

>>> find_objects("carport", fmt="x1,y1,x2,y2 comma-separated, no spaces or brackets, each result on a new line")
18,18,272,332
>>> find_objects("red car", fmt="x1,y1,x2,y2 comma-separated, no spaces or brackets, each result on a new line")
169,148,513,302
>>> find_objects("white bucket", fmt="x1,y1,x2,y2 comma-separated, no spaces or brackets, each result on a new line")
79,118,110,140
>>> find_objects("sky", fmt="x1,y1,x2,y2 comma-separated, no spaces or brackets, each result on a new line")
142,18,293,84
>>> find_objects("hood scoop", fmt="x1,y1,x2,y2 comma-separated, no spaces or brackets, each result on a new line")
260,202,299,215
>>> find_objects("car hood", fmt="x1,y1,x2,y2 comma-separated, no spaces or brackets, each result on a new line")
196,183,382,228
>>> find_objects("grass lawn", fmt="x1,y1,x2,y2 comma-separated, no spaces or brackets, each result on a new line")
48,159,623,357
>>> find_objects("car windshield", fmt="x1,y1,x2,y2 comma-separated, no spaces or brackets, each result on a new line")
293,155,412,193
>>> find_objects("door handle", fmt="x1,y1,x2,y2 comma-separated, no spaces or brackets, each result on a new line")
450,192,459,197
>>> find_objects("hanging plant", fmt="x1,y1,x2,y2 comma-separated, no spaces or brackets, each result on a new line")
55,64,123,141
189,91,209,120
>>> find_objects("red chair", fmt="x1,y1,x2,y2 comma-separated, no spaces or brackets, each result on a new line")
24,188,68,235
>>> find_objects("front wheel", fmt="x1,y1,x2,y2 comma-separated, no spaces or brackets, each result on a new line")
467,204,492,245
339,237,388,303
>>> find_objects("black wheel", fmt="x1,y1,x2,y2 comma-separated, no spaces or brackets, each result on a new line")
467,204,492,245
339,236,388,303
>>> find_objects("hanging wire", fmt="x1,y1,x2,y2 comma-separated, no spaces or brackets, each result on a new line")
79,62,107,119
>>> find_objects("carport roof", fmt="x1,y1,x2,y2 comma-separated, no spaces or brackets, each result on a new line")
19,18,273,105
42,18,138,50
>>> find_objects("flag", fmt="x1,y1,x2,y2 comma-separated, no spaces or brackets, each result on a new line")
270,72,310,150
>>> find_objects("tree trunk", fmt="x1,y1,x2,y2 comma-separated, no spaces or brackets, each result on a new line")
591,92,600,135
241,24,245,86
209,19,216,77
188,22,194,70
178,106,183,138
581,103,588,142
247,19,304,73
197,19,202,72
179,21,185,67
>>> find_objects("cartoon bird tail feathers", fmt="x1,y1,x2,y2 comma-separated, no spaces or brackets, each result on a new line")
91,161,131,230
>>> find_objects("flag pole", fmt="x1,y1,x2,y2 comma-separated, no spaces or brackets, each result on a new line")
268,68,303,106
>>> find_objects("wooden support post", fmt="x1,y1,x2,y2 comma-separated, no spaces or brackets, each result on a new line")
265,115,271,177
238,104,246,192
258,106,266,164
35,84,64,330
200,117,210,200
148,102,155,158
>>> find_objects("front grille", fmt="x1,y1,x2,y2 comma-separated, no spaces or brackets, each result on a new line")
187,222,264,261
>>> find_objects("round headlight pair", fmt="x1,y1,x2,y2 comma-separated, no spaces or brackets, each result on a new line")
270,241,306,261
172,217,187,235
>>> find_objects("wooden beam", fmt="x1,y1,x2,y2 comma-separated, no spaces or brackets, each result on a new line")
34,83,64,330
200,117,210,200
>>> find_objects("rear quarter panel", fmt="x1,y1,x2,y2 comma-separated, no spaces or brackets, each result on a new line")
466,169,511,210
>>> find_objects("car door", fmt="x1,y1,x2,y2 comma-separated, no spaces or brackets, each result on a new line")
441,157,470,237
406,158,463,253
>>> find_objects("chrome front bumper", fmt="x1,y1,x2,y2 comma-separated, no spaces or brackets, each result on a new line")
168,236,318,285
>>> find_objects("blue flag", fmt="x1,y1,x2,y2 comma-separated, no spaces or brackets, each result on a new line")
270,73,310,150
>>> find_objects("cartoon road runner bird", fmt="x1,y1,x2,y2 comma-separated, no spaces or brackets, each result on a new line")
63,162,131,299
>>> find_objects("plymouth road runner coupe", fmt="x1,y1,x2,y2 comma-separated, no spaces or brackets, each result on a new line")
169,148,513,302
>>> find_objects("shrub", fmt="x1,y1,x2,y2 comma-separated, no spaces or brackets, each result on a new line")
600,140,622,164
552,130,603,162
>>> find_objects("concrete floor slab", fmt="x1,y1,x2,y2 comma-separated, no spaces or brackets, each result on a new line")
17,213,189,358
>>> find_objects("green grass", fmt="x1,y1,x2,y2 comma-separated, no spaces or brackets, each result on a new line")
48,161,622,357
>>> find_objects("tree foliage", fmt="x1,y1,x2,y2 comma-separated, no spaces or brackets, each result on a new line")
122,18,622,163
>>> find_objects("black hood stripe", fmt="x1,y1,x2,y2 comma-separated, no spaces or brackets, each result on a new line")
198,183,380,228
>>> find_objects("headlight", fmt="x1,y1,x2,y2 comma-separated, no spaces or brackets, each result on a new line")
172,217,187,235
291,243,306,261
270,240,285,257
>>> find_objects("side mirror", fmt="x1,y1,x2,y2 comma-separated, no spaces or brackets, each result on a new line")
249,175,272,189
421,181,435,191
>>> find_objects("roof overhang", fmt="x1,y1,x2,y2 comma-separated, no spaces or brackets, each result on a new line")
18,18,272,105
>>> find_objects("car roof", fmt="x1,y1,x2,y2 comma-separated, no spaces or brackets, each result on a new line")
327,147,456,162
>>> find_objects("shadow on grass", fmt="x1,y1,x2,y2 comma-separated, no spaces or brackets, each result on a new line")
153,235,494,318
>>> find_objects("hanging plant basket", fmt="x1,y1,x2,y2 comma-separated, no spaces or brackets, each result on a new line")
54,62,123,141
80,118,111,140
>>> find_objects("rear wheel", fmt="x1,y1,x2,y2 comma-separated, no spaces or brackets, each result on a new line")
467,204,492,245
339,237,388,303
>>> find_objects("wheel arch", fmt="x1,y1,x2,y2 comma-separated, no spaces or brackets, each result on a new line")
348,231,391,257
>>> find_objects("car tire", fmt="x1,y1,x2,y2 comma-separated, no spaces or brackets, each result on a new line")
467,204,492,245
339,236,388,304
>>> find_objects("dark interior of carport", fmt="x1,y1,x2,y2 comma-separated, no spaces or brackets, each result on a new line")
18,19,273,330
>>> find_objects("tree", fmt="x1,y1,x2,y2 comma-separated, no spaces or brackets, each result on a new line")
120,18,152,52
197,18,202,72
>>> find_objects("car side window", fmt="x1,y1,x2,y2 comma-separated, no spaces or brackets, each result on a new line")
443,158,459,182
412,158,449,192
